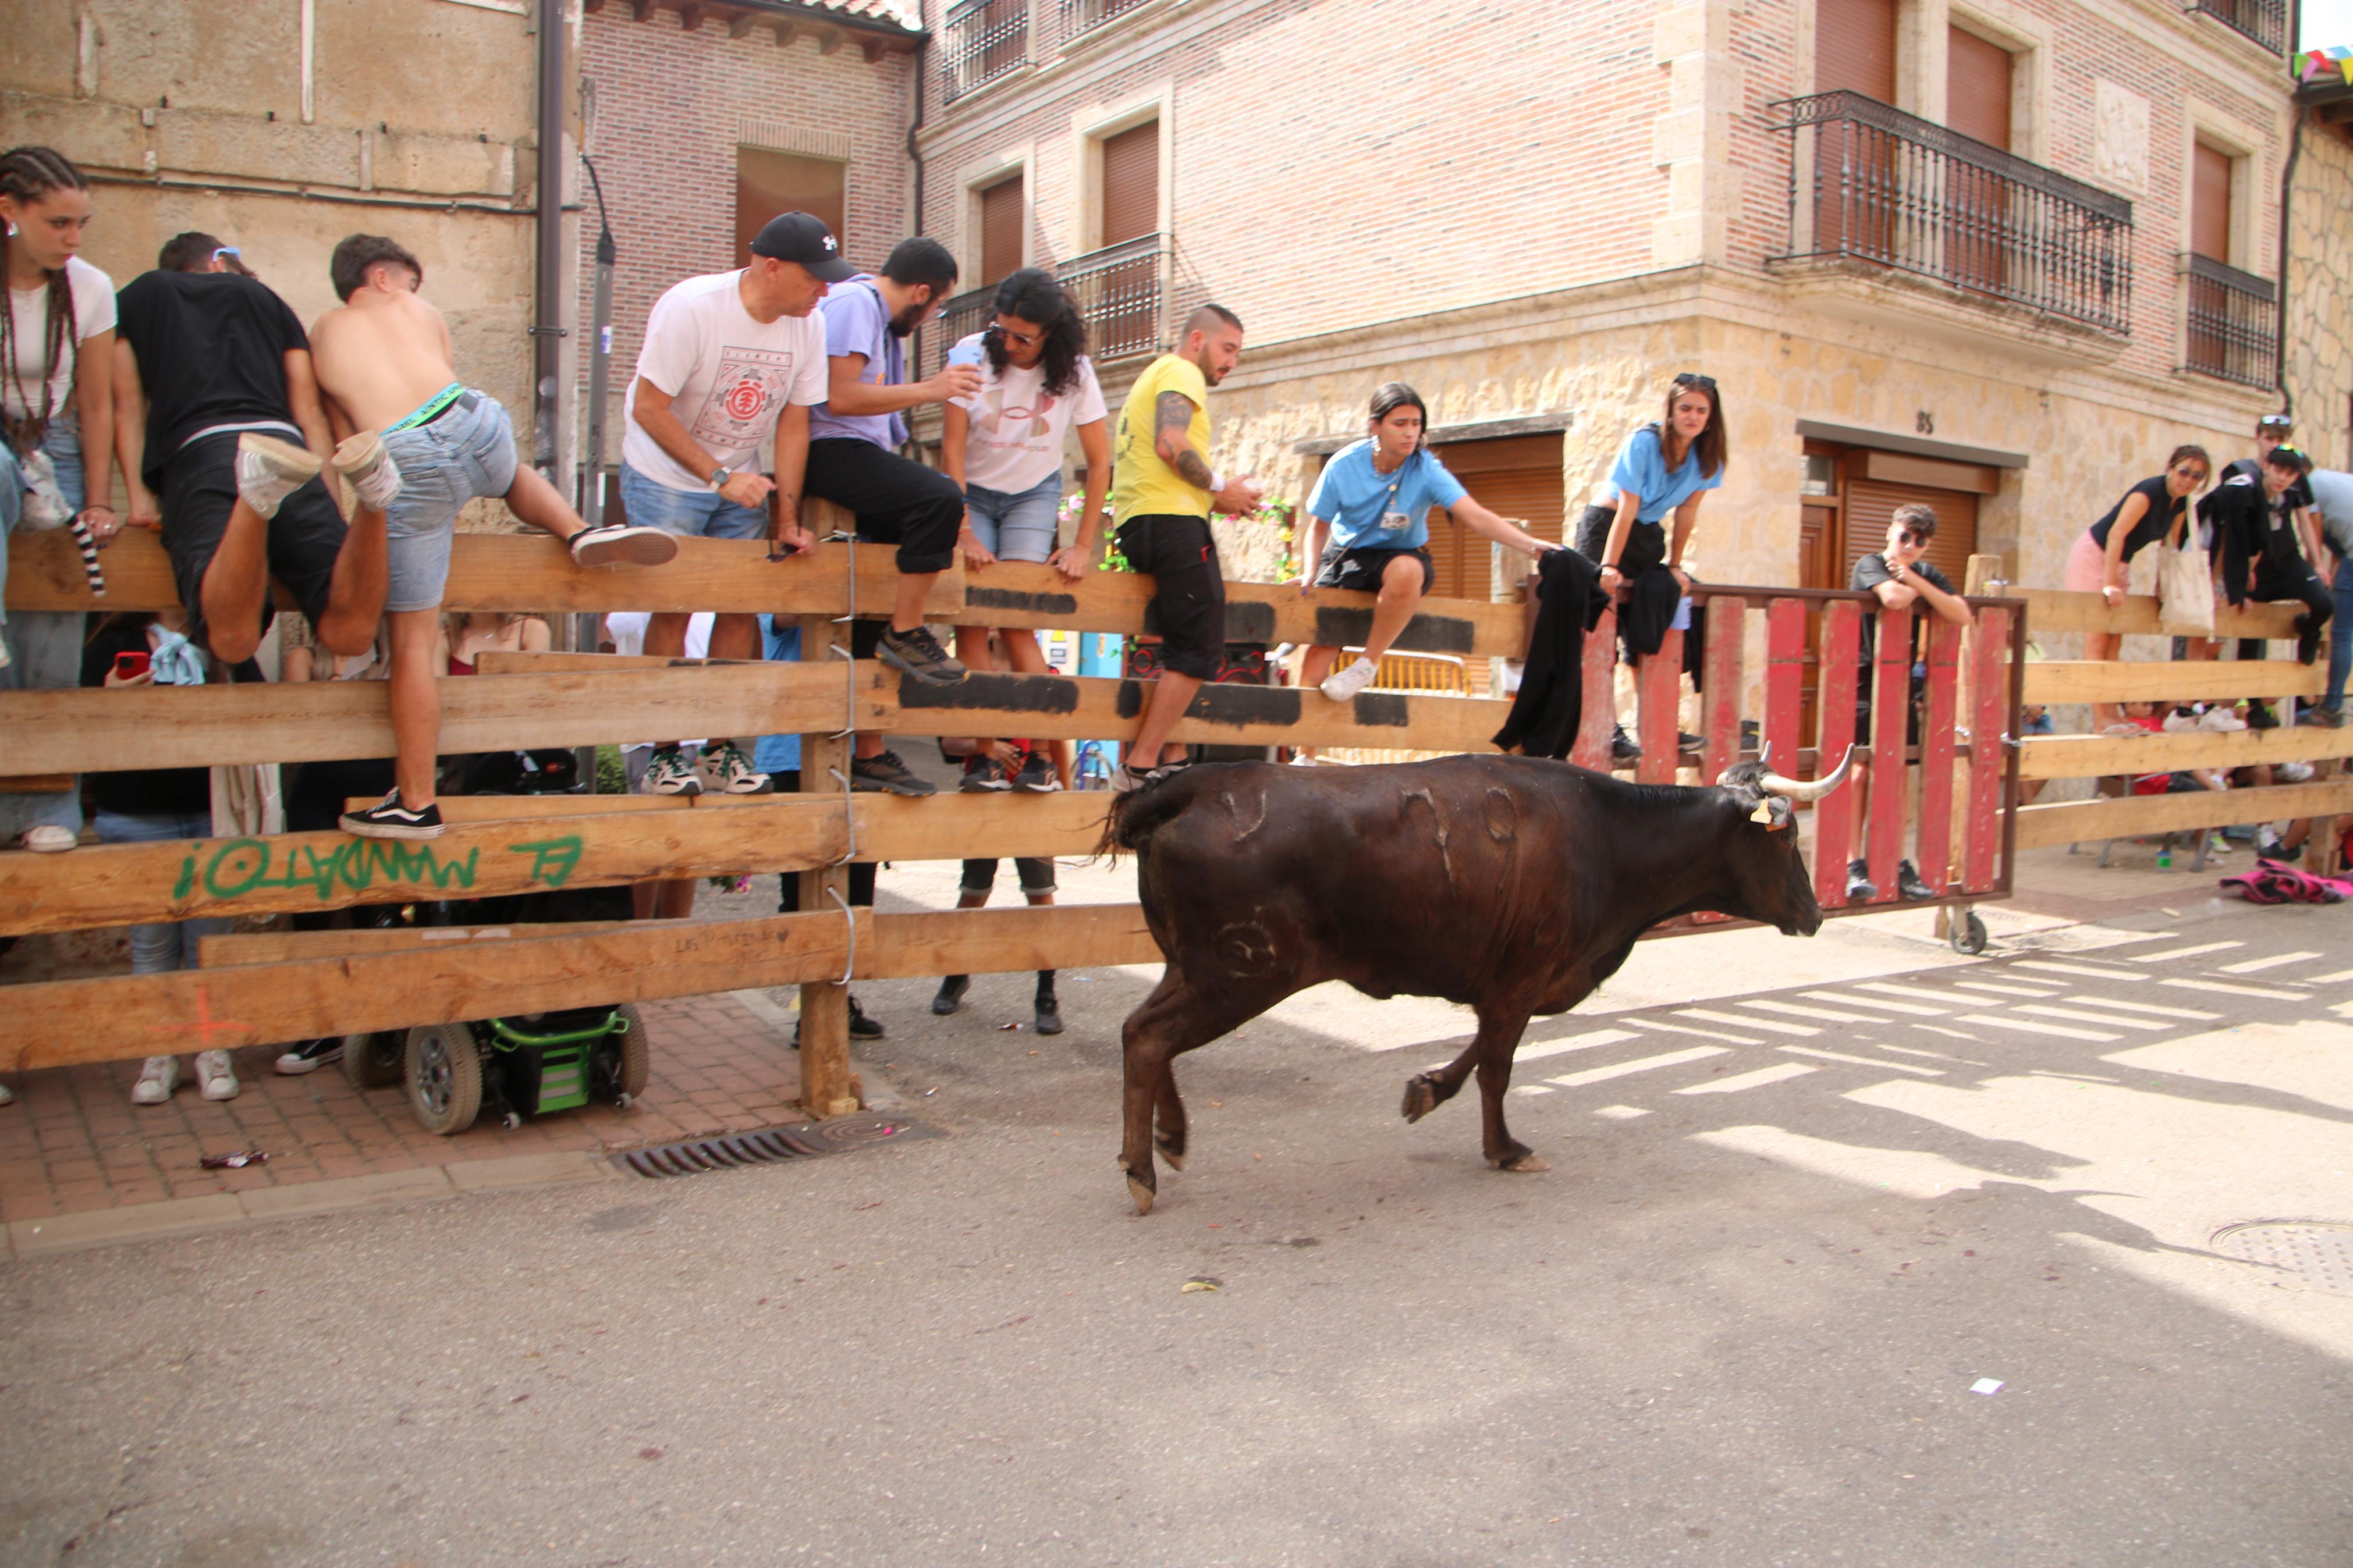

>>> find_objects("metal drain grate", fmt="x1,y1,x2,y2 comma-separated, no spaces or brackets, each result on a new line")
611,1115,943,1179
2210,1221,2353,1297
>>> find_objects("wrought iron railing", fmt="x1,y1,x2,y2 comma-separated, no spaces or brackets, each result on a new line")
1060,0,1154,37
1768,91,2135,336
941,0,1027,102
2181,253,2279,387
923,236,1166,375
2187,0,2286,52
1060,233,1165,360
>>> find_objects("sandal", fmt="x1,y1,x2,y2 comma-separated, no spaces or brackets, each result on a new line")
12,826,76,854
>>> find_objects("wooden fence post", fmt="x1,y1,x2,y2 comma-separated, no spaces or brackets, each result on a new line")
797,500,861,1119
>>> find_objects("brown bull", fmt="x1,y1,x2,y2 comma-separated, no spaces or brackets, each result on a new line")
1103,753,1844,1213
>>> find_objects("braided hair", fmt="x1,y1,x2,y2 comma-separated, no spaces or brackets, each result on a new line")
0,146,87,453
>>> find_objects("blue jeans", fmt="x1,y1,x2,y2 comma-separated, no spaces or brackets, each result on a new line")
963,474,1062,563
618,461,766,540
2,419,88,841
381,389,520,611
93,811,233,973
2328,557,2353,713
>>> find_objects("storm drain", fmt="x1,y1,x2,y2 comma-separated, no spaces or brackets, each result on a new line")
2210,1221,2353,1297
611,1115,943,1179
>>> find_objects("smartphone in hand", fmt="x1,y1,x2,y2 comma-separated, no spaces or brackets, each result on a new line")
114,650,151,681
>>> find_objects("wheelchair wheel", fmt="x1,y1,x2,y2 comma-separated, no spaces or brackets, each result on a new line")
592,1004,651,1108
340,1030,406,1090
406,1023,483,1135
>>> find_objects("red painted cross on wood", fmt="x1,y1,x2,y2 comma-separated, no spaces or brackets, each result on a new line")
152,985,250,1050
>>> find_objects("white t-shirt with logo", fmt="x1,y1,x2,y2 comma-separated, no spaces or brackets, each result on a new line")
621,270,828,493
946,333,1107,495
4,256,116,421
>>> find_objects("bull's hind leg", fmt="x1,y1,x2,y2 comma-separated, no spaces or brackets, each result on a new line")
1470,1006,1546,1172
1401,1035,1483,1125
1118,970,1276,1215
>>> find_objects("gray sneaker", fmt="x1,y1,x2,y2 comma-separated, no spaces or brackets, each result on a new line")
851,749,936,797
876,624,968,685
569,521,679,568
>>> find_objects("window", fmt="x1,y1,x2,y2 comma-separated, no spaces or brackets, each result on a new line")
1816,0,1897,102
1099,120,1158,248
735,150,845,261
2183,137,2274,385
1946,27,2012,150
978,173,1025,287
2190,140,2233,264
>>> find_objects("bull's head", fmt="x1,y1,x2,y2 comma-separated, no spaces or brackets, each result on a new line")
1711,749,1853,937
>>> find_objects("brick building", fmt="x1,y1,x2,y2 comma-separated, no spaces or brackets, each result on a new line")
899,0,2326,611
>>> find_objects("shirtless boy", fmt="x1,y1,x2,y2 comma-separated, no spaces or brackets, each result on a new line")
308,233,675,839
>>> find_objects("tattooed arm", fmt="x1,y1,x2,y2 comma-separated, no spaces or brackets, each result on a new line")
1153,389,1261,513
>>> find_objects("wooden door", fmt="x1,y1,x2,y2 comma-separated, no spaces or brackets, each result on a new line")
979,175,1024,287
1945,27,2012,294
1815,0,1898,260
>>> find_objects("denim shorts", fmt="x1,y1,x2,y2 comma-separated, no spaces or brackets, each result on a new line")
382,390,519,612
619,461,768,542
964,474,1062,563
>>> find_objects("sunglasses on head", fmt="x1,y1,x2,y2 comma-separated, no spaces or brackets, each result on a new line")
2273,445,2308,465
1673,372,1717,392
214,247,240,262
2259,415,2294,432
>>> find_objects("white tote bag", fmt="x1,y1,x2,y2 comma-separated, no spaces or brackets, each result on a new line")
2157,497,2215,638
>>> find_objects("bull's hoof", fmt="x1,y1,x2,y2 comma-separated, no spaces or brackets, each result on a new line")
1127,1175,1157,1215
1492,1150,1550,1173
1400,1075,1440,1124
1156,1143,1187,1172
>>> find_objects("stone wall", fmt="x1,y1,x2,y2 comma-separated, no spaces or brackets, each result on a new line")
2284,113,2353,471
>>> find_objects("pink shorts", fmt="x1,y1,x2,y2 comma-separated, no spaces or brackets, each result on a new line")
2064,529,2109,593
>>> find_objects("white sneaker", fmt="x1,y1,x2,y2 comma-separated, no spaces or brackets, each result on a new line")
2198,705,2248,733
0,1080,14,1106
235,433,323,520
569,521,679,568
698,741,772,795
1289,752,1321,767
2276,760,2315,783
131,1055,179,1105
2162,707,2199,734
332,429,403,511
1320,656,1380,702
19,824,75,853
644,748,703,796
195,1050,240,1101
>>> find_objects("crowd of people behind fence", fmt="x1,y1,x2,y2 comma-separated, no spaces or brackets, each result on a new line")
3,137,2349,1111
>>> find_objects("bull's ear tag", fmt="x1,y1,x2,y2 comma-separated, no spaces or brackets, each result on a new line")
1751,803,1776,824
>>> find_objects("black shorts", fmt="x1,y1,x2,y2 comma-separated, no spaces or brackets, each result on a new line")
960,856,1056,897
1313,542,1432,595
161,430,347,650
1116,513,1226,681
805,437,962,578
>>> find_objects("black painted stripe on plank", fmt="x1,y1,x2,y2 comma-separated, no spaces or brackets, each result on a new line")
964,585,1080,617
898,672,1082,715
1112,680,1305,728
1141,599,1277,643
1312,606,1478,656
1353,692,1411,728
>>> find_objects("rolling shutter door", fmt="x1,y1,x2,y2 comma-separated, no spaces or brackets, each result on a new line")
1421,434,1565,605
2191,143,2233,262
1816,0,1897,101
1842,478,1979,586
1099,122,1158,248
1946,29,2012,150
979,176,1024,286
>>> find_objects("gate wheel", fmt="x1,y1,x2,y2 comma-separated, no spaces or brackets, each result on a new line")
1949,911,1989,957
406,1023,482,1136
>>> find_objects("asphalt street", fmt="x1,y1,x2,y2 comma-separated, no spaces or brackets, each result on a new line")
3,899,2350,1566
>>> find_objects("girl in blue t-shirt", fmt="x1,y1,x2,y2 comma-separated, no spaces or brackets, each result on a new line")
1572,372,1730,758
1297,382,1555,703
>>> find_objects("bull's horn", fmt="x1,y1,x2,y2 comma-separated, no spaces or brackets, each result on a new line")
1755,746,1854,803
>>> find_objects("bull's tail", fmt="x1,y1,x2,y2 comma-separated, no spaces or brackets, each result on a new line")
1093,772,1199,863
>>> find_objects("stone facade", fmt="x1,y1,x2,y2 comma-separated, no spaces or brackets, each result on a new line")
2283,105,2353,471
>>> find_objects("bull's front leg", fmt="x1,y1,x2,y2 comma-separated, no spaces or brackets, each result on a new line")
1401,1038,1481,1124
1471,1006,1545,1172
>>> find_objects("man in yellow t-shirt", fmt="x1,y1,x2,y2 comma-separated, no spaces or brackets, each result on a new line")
1108,303,1261,790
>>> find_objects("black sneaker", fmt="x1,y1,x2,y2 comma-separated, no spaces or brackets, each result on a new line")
932,975,971,1015
851,749,937,797
876,624,968,685
340,790,443,840
848,995,885,1039
1611,724,1642,762
272,1037,343,1075
960,755,1012,793
1677,731,1705,752
2297,620,2323,666
1894,858,1936,901
568,521,679,568
2247,700,2280,731
2298,704,2346,729
1033,974,1063,1036
1844,859,1880,902
1011,749,1060,794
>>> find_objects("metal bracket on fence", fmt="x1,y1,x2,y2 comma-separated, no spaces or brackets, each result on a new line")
828,639,857,741
826,764,857,868
829,530,858,626
825,883,855,987
2001,733,2021,749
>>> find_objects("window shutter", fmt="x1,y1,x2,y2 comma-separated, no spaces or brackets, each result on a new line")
1946,29,2012,150
1816,0,1897,101
2191,143,2233,263
1843,478,1980,586
979,175,1024,286
1099,122,1158,248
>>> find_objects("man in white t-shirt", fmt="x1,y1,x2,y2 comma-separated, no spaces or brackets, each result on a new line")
619,211,850,795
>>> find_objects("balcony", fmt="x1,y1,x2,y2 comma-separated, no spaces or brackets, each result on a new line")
940,0,1027,103
1060,0,1153,37
924,234,1167,374
2188,0,2287,52
2181,253,2279,387
1768,91,2134,338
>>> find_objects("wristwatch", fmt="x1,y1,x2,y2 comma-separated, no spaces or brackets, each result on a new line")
708,464,732,492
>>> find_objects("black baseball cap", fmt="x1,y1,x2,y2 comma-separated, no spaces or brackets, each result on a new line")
748,212,857,281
